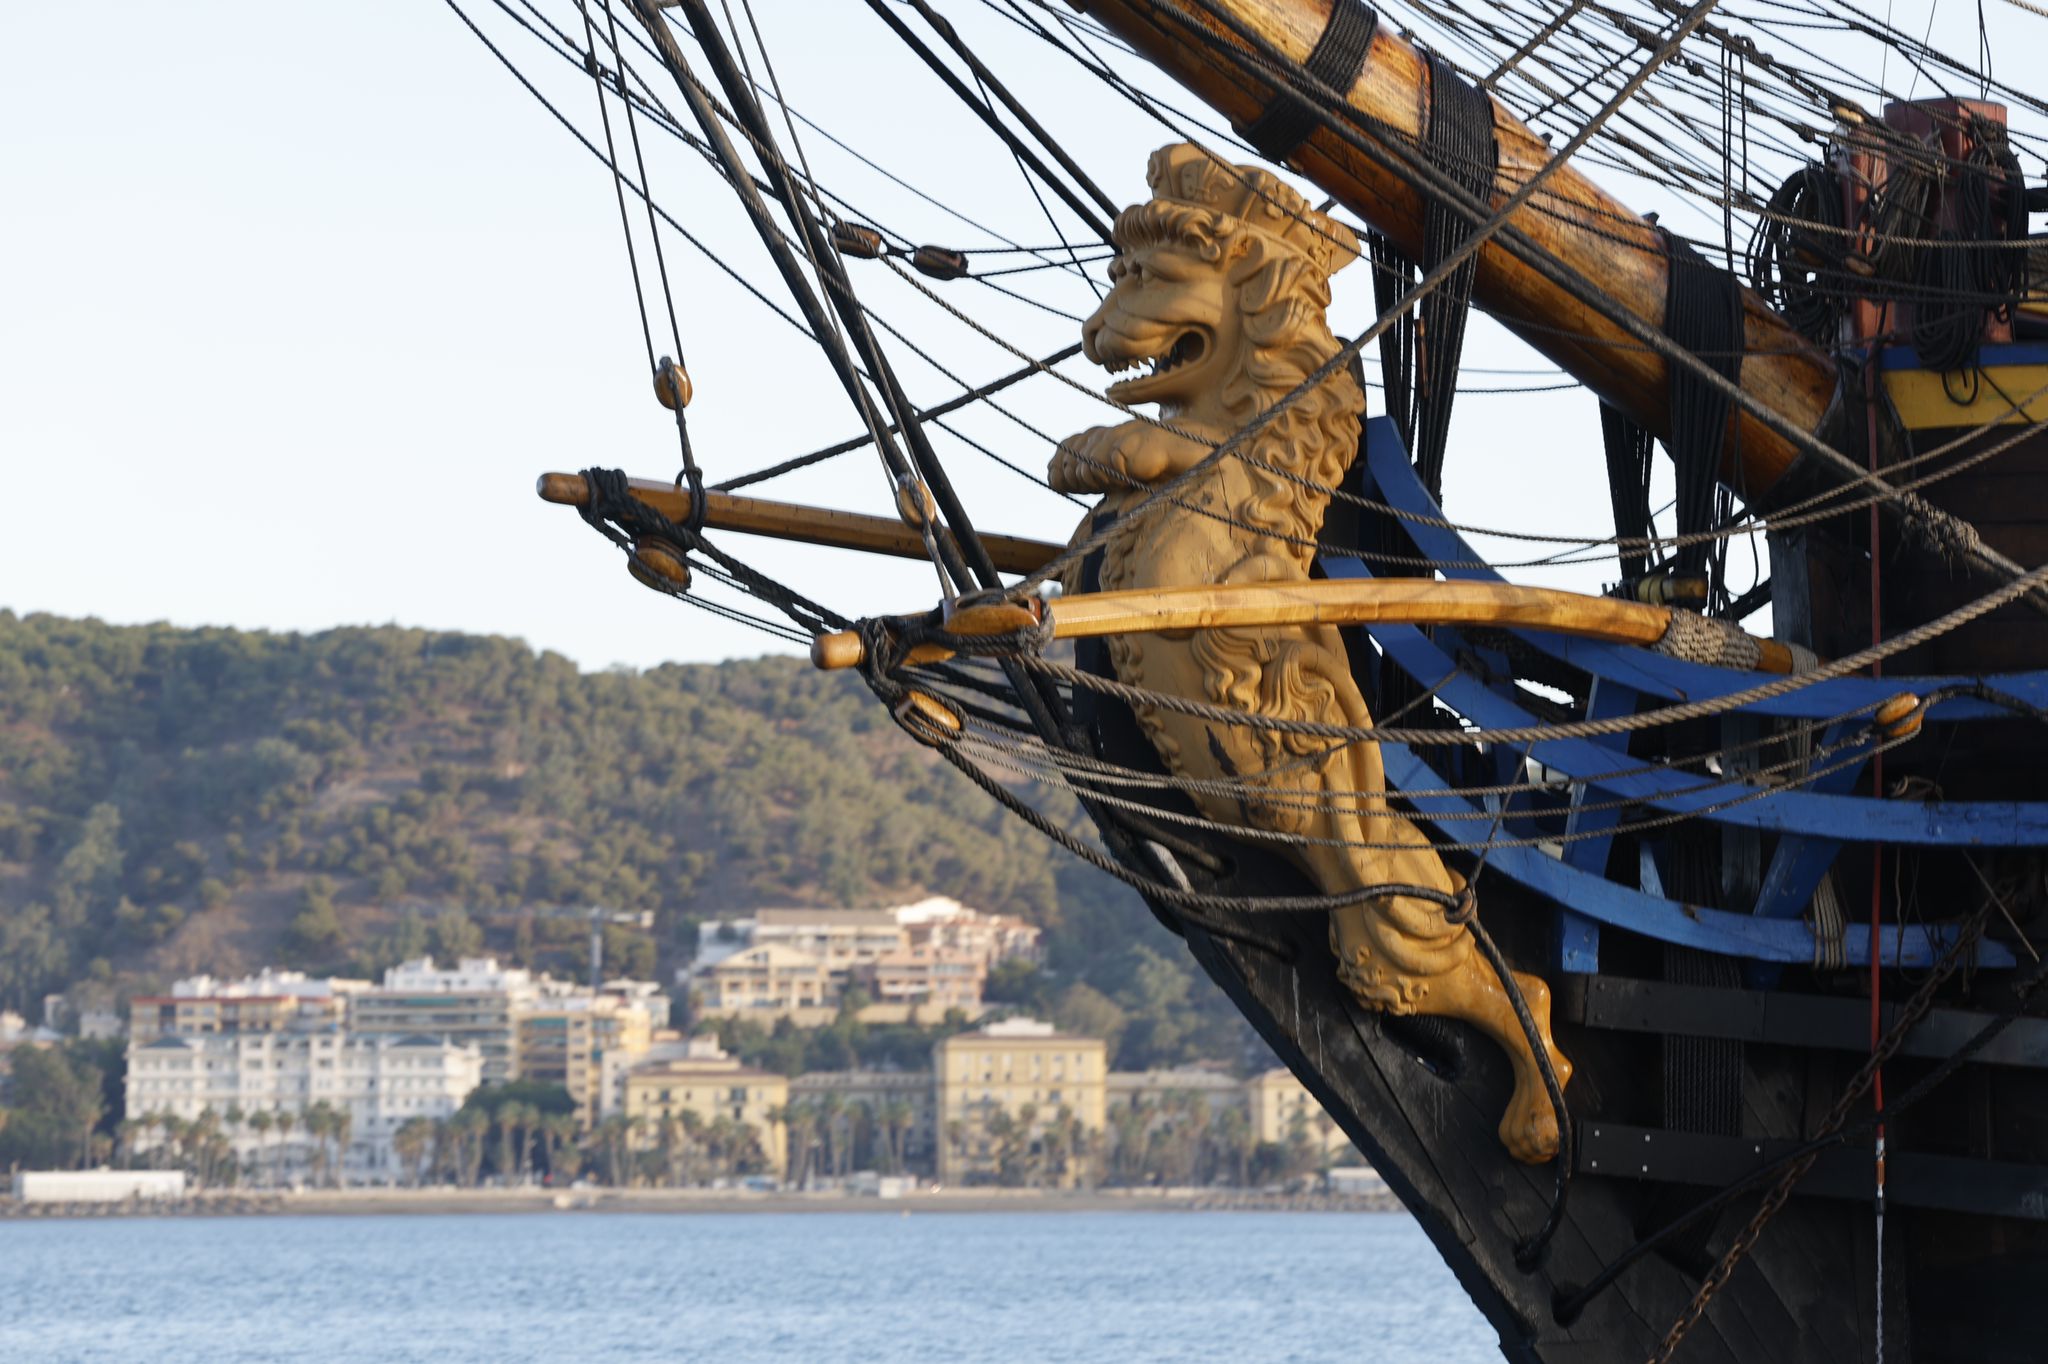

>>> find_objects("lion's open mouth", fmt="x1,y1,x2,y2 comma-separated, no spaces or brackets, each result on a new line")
1105,328,1210,399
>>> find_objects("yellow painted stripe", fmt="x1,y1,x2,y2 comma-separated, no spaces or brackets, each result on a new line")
1884,364,2048,431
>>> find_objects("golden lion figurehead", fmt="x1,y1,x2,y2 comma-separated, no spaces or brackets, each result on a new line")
1083,143,1359,426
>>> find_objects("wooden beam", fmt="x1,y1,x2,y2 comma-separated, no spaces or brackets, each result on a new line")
536,472,1060,576
809,578,1800,673
1073,0,1840,500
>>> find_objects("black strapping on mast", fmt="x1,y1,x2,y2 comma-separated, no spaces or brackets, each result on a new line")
1597,237,1743,604
1235,0,1376,163
1368,230,1418,457
1663,233,1745,603
1409,56,1497,503
1367,57,1498,504
1600,402,1656,583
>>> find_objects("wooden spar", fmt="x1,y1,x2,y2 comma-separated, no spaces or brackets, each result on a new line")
809,578,1804,674
1071,0,1840,500
535,472,1062,577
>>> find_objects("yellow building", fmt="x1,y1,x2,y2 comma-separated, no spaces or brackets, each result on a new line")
1246,1067,1351,1156
933,1018,1106,1187
623,1057,788,1178
516,995,654,1124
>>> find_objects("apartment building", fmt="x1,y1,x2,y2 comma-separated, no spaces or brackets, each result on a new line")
622,1054,788,1177
349,956,539,1086
692,944,834,1015
130,969,363,1043
124,1030,482,1180
516,993,656,1123
689,898,1037,1022
851,945,985,1012
933,1018,1106,1186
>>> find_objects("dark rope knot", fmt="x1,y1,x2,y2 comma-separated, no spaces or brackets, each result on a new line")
1443,884,1480,927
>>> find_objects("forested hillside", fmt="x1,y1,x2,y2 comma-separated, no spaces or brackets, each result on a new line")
0,612,1253,1069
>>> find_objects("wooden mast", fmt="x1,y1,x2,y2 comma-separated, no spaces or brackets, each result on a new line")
535,472,1061,576
1071,0,1841,500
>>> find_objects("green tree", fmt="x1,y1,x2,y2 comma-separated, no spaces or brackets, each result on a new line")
393,1117,435,1187
285,879,345,964
0,1045,107,1170
430,907,483,962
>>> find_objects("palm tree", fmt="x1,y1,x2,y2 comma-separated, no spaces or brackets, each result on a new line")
302,1101,345,1187
1014,1101,1041,1188
677,1110,704,1186
274,1108,297,1183
656,1113,687,1187
771,1102,814,1189
813,1092,845,1181
492,1104,521,1186
879,1098,913,1175
540,1112,580,1184
443,1108,484,1187
393,1117,435,1187
1212,1105,1253,1188
248,1110,275,1187
985,1107,1016,1186
943,1119,966,1182
115,1117,145,1170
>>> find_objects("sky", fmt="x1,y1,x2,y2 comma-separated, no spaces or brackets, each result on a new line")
4,0,2040,671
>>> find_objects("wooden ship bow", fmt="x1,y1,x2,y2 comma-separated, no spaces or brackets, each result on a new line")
1026,4,2048,1361
490,0,2048,1358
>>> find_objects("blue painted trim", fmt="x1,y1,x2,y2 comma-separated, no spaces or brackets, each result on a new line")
1322,553,2048,846
1357,418,2048,722
1382,744,2016,969
1750,722,1863,922
1879,342,2048,372
1552,677,1636,974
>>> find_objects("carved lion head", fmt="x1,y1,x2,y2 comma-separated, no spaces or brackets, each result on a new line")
1083,143,1360,427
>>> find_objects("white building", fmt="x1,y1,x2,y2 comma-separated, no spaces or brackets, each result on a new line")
168,968,369,1001
381,956,538,996
125,1031,482,1182
13,1170,187,1204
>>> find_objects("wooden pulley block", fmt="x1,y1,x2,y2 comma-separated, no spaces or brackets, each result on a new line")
832,222,888,259
653,357,693,412
627,536,692,597
911,245,970,280
895,476,938,530
892,688,964,747
1873,691,1925,741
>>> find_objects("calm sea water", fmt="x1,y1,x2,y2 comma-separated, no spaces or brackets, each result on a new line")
0,1211,1497,1363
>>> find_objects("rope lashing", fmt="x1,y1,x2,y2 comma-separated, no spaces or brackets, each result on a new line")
573,466,849,635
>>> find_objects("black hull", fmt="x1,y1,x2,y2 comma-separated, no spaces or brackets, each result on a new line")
1164,884,2048,1363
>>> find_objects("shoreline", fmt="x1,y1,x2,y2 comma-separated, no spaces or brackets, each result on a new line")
4,1186,1404,1219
